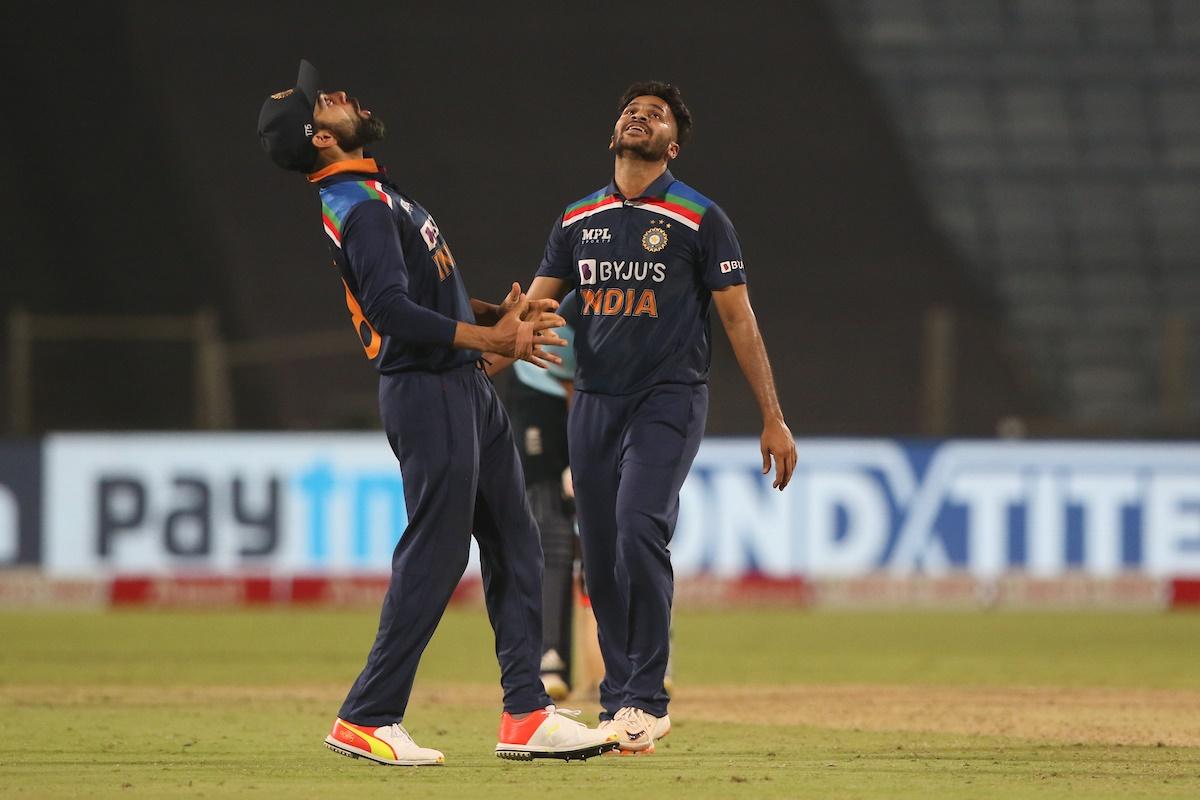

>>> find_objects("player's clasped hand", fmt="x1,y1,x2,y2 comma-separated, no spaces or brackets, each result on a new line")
761,418,797,490
498,281,560,322
493,283,566,369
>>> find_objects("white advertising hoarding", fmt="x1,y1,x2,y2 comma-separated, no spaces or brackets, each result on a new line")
42,435,1200,578
45,434,449,576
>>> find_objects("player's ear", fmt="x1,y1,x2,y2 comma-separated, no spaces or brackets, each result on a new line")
608,135,615,152
312,129,338,151
666,141,680,160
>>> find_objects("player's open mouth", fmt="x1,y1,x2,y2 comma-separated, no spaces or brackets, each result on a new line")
624,124,647,135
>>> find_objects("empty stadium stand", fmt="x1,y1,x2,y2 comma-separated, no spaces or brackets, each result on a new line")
829,0,1200,433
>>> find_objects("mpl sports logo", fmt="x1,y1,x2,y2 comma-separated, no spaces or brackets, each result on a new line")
581,228,611,243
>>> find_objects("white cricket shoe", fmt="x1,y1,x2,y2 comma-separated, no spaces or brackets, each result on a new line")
609,707,671,754
495,705,619,761
324,717,445,766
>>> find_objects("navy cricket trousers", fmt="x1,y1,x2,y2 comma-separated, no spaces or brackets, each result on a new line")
339,363,551,725
569,382,708,719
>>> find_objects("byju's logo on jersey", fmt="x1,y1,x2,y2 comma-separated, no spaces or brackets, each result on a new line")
582,228,611,243
578,259,597,285
420,217,441,251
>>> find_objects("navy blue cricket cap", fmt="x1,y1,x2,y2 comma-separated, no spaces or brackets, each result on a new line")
258,59,321,172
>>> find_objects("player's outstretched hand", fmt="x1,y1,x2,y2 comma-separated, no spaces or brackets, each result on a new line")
498,282,559,322
491,286,567,368
761,418,796,490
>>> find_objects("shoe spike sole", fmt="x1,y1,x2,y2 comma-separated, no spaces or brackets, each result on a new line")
495,741,619,762
324,739,443,767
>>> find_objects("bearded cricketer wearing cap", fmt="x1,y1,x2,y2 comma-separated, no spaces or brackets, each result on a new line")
257,60,617,765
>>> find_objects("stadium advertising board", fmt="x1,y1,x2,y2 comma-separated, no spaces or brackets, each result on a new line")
0,442,41,567
42,434,463,576
677,440,1200,578
41,435,1200,578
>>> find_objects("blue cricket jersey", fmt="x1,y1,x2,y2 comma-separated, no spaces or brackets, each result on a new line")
312,158,478,374
535,169,747,395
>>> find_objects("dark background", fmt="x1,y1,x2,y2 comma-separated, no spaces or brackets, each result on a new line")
2,1,1030,435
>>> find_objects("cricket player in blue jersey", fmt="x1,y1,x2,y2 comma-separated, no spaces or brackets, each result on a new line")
258,60,617,765
524,81,797,753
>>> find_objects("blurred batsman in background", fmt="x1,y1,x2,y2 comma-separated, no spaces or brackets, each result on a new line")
492,308,583,702
493,302,675,704
257,60,618,764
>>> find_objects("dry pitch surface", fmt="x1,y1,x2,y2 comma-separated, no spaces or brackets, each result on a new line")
1,608,1198,798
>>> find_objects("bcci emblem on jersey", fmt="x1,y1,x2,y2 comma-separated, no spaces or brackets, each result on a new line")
642,226,668,253
578,258,597,285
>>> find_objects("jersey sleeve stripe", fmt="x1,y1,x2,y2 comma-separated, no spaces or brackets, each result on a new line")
662,192,707,216
562,196,622,226
323,219,343,247
321,201,344,247
663,181,714,209
564,189,609,214
360,180,395,209
320,181,396,248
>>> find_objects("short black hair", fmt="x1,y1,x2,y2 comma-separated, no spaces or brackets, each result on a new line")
617,81,692,146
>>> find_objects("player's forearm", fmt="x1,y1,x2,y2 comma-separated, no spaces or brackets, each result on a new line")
367,290,458,346
528,276,570,303
453,322,503,353
724,313,785,424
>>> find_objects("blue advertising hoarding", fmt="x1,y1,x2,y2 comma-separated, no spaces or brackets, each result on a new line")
26,435,1200,579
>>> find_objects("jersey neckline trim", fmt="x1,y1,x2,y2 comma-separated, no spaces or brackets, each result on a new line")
307,157,380,183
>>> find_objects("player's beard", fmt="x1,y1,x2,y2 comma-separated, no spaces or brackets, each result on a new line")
335,115,386,151
613,133,671,162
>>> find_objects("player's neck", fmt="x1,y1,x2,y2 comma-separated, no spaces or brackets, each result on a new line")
314,146,366,169
612,156,668,199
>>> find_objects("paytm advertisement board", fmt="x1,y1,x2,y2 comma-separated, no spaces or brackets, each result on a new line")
43,434,462,576
42,435,1200,578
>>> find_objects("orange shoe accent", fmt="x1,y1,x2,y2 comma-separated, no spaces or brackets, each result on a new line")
497,709,550,745
331,719,397,761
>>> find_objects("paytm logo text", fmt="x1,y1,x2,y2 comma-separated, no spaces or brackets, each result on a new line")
296,461,407,563
43,436,418,576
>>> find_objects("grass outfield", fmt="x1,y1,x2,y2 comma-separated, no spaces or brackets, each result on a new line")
1,609,1198,798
